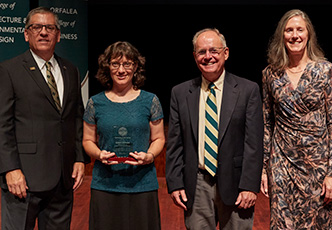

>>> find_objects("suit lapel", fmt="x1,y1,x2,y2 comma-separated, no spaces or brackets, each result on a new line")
218,72,239,146
55,55,69,112
187,77,201,143
22,51,60,111
185,74,239,146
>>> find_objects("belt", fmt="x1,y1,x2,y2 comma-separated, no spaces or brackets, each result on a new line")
198,168,217,185
198,168,211,175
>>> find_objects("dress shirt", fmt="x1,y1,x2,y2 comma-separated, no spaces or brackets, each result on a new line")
30,50,64,106
198,71,225,169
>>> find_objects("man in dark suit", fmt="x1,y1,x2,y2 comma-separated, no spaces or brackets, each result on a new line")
166,28,263,229
0,7,88,230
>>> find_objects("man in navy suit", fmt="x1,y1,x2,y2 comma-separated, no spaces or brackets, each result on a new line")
0,7,88,230
166,28,263,229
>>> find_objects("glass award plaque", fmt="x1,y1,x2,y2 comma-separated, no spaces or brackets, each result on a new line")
108,125,136,162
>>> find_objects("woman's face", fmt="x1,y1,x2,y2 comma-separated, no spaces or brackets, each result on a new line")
109,56,137,89
284,15,309,56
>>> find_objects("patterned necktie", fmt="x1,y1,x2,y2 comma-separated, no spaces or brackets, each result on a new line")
204,82,218,176
45,62,61,111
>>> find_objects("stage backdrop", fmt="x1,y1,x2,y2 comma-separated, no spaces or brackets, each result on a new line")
0,0,29,62
39,0,89,106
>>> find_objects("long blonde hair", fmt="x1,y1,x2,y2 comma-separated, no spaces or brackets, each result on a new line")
267,9,325,71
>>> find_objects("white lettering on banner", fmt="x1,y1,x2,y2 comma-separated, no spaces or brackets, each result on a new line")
60,33,78,40
0,3,9,10
50,7,78,15
0,16,22,23
59,20,76,28
59,19,69,27
0,2,16,10
0,26,24,33
9,2,15,10
0,36,14,43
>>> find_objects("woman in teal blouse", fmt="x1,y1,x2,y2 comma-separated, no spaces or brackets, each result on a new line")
83,41,165,230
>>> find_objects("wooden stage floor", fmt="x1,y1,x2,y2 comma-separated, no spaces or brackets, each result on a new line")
0,176,270,229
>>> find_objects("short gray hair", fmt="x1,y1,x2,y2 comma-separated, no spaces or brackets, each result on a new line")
25,6,60,30
192,28,227,51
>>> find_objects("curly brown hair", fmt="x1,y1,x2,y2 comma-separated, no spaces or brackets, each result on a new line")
96,41,146,90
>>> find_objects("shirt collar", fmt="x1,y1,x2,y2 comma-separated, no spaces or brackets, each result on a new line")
201,70,225,91
30,49,56,70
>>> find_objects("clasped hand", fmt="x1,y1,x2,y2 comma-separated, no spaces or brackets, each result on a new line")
99,150,154,165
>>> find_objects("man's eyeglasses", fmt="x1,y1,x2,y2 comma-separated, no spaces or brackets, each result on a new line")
195,47,225,57
27,24,59,34
110,62,135,70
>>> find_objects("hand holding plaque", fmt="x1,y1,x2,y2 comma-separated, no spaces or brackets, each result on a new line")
108,126,137,162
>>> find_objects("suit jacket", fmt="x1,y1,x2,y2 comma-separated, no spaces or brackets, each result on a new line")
166,71,263,209
0,50,88,192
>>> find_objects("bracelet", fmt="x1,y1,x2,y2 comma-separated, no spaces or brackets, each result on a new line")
147,152,155,162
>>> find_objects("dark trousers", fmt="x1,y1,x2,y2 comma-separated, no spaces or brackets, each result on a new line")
1,179,73,230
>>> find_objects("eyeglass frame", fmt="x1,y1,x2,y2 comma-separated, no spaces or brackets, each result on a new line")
194,47,225,57
110,61,136,70
26,24,59,34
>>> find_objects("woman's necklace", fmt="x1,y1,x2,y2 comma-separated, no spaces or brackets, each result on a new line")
286,66,305,74
286,60,310,74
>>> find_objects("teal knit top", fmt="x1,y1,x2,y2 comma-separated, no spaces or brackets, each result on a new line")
83,90,163,193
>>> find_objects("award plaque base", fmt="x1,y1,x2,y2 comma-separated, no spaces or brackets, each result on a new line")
108,156,137,163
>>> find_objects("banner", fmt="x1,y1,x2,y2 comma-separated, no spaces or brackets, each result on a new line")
39,0,89,106
0,0,29,62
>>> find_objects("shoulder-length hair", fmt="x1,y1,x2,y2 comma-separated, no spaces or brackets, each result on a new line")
96,41,146,90
267,9,325,71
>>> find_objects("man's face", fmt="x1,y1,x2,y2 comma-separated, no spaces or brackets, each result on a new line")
24,13,60,60
193,31,229,82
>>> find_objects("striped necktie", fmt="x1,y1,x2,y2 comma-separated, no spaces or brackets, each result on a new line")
204,82,218,176
45,62,61,111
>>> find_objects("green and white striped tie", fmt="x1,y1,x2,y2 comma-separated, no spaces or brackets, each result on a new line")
204,82,218,176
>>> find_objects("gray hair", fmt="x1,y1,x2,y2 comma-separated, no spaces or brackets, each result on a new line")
192,28,227,51
25,6,60,30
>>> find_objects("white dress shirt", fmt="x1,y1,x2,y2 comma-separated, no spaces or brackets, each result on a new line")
198,71,225,169
30,50,64,106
